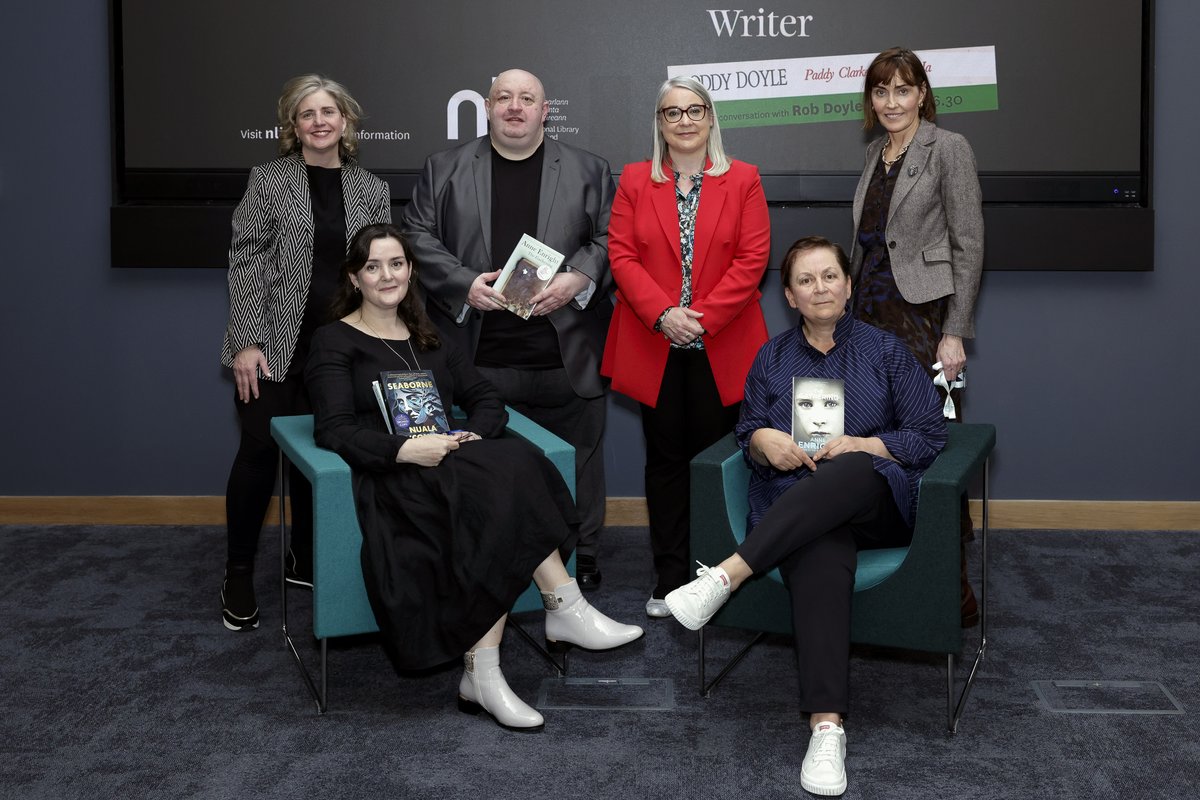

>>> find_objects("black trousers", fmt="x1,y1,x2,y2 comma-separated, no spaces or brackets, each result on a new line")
737,451,910,714
476,366,607,559
225,376,313,566
640,348,740,596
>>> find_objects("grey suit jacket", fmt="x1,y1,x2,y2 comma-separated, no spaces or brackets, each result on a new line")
849,120,984,338
222,153,391,377
400,136,616,398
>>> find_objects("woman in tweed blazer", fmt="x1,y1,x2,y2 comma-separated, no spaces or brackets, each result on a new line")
848,48,984,627
219,74,391,632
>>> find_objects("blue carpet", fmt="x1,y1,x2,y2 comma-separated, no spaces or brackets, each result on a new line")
0,525,1196,799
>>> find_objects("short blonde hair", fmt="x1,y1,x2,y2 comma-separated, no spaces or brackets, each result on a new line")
650,76,731,183
276,74,364,159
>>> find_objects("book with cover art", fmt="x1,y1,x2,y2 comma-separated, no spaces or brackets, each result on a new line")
373,370,451,437
493,233,565,319
791,377,845,456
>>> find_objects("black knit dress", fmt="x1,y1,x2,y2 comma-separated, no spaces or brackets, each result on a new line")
306,321,575,669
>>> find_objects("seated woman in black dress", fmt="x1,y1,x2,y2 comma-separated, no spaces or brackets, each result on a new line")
306,223,643,731
663,237,947,795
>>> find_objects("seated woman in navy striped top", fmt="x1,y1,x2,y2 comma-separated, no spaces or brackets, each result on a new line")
663,236,947,798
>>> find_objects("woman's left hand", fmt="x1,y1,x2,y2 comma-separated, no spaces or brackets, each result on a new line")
815,435,894,463
936,334,966,381
659,306,706,346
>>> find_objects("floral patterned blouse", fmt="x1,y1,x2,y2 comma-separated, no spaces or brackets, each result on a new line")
672,170,705,350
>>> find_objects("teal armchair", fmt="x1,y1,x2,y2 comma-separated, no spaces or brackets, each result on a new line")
270,409,575,712
689,423,996,732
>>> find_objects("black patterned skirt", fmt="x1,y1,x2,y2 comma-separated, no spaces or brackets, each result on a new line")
853,250,963,416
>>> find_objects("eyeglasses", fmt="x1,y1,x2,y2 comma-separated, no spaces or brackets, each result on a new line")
658,104,710,123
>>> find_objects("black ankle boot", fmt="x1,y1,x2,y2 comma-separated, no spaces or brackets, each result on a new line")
221,560,259,631
285,548,313,589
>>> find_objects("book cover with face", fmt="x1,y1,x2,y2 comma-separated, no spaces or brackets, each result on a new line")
791,377,845,455
379,370,451,436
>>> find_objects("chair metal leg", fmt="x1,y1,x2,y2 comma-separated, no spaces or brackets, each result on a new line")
279,454,289,644
283,626,328,714
278,454,328,714
698,627,768,698
507,617,567,676
947,456,990,733
981,457,989,642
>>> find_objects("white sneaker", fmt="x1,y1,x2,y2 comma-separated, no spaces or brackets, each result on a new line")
800,721,847,796
664,563,731,630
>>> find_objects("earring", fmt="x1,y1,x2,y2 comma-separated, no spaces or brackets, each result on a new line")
353,285,360,293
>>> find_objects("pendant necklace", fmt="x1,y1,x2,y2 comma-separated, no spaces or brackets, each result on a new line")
359,317,422,370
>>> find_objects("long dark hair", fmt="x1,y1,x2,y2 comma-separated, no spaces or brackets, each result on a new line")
861,47,937,130
330,223,441,350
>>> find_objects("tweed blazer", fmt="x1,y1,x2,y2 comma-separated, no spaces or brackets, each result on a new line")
849,120,983,338
400,136,615,399
221,153,391,378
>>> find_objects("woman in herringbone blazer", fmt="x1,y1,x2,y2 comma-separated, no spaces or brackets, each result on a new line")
848,48,984,627
219,74,391,631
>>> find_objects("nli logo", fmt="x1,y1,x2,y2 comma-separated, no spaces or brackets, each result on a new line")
447,89,487,140
707,9,813,37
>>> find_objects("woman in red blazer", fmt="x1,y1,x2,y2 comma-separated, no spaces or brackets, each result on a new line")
602,76,770,616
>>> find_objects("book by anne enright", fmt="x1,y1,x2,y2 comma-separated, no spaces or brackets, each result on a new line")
791,377,845,456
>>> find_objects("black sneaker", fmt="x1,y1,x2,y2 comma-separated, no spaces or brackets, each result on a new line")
221,562,259,631
284,548,313,590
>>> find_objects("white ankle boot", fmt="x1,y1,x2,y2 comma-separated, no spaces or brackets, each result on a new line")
457,646,544,731
543,578,644,652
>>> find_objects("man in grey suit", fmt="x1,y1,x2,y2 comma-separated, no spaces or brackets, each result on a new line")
401,68,615,589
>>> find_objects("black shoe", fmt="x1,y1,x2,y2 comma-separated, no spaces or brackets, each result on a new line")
221,562,259,631
284,548,313,590
576,554,602,591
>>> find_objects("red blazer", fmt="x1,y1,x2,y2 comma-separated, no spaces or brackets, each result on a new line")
602,159,770,407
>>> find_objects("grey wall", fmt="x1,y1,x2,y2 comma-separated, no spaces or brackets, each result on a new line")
2,1,1195,501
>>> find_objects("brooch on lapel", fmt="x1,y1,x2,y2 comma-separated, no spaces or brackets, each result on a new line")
908,164,919,177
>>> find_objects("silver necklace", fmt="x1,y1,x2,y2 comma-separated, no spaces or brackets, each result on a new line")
359,317,422,370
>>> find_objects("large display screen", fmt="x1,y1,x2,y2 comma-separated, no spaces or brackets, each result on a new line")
114,0,1149,204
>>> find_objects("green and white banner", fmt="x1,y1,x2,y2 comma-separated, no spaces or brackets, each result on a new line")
669,46,998,129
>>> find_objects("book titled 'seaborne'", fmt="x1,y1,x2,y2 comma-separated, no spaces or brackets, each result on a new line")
373,370,451,436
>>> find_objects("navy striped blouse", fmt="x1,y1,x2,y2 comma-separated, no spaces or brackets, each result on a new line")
735,313,948,532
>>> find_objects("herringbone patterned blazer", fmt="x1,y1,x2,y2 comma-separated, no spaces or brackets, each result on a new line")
221,153,391,378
